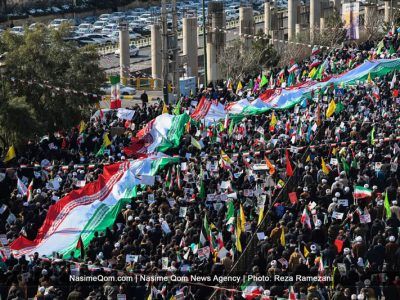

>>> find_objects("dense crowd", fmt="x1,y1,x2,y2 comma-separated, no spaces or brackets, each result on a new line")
0,31,399,300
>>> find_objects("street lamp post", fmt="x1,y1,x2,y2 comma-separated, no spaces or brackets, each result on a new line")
202,0,208,87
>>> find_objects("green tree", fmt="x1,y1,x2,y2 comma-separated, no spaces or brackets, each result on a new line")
0,25,105,147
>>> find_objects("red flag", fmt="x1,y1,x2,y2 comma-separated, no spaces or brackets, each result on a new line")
334,239,344,253
288,192,298,204
286,150,293,177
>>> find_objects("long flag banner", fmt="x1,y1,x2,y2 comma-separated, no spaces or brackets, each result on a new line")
192,59,400,125
10,155,178,258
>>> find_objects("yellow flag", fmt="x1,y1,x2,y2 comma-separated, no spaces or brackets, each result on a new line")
221,150,233,164
321,157,329,175
306,155,311,162
4,145,16,163
331,147,337,156
367,72,372,84
103,133,112,147
304,246,309,257
270,112,277,127
257,207,264,226
236,217,242,252
236,80,243,94
162,101,168,114
326,99,336,118
239,204,246,232
79,120,86,134
280,228,286,247
309,67,317,78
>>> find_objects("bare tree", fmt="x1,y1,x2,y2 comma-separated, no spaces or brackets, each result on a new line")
219,30,279,80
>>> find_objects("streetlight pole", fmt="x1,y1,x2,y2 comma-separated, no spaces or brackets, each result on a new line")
202,0,208,87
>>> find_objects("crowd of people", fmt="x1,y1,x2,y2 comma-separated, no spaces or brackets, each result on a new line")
0,30,399,300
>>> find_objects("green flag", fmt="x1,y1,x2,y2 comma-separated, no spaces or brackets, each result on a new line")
376,40,384,55
247,78,254,90
173,99,181,115
351,158,358,169
199,214,210,246
228,119,234,137
341,157,350,175
316,64,324,80
260,75,268,88
226,201,235,225
371,127,376,145
384,191,392,219
335,101,344,115
199,168,205,200
389,45,396,55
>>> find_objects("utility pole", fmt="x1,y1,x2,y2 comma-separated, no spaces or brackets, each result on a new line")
172,0,180,99
202,0,208,87
161,0,169,104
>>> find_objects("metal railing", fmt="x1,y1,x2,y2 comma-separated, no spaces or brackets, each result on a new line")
97,14,265,55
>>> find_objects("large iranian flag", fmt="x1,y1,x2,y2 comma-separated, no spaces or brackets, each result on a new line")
353,186,372,198
10,155,178,258
241,280,262,300
123,113,190,157
191,59,400,124
190,96,226,126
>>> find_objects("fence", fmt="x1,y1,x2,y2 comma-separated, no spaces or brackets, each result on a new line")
97,14,265,55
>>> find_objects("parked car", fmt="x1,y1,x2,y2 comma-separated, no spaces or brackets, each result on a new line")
48,19,70,29
99,14,111,21
77,23,94,35
9,26,24,35
84,33,112,44
108,31,141,44
93,21,108,32
114,44,139,57
101,24,118,35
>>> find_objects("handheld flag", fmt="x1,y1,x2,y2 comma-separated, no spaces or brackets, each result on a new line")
280,228,286,247
269,112,278,131
371,127,375,145
285,150,293,177
321,158,329,175
236,80,243,94
260,75,268,88
4,146,16,163
239,204,246,232
162,101,169,114
326,100,336,118
76,235,85,259
265,157,275,175
384,191,392,219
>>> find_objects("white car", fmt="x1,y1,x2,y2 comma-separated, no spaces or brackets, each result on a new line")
9,26,24,35
93,21,108,32
77,23,94,35
115,44,139,57
101,24,118,35
48,19,70,29
99,14,111,21
108,31,141,44
101,84,136,95
83,34,112,44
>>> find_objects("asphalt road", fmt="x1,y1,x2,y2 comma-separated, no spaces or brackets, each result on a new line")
100,22,264,74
